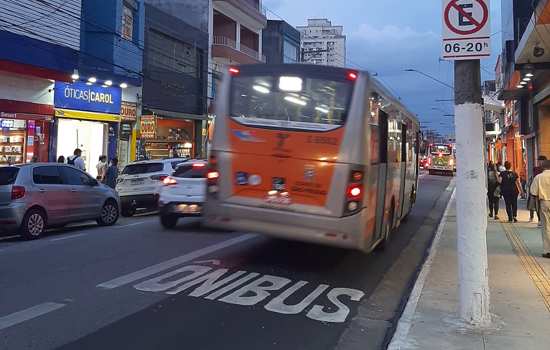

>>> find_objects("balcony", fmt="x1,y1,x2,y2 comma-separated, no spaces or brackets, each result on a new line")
213,35,265,63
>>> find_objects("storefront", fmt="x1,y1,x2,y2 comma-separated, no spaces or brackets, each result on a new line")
53,81,121,177
0,113,52,165
138,115,195,160
118,101,137,168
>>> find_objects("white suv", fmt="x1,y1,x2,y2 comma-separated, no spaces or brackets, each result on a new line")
116,158,189,216
158,160,207,228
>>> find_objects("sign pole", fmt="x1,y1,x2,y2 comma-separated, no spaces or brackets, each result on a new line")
442,0,491,327
454,59,491,326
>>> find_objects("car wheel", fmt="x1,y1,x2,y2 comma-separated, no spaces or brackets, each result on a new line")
97,200,119,226
121,205,136,217
20,208,46,240
160,214,178,229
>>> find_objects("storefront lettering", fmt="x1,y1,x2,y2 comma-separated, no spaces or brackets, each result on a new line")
63,87,114,104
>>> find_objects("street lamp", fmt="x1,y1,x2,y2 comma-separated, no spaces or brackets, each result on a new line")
404,69,454,89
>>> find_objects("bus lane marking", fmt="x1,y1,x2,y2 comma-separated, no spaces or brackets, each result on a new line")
97,234,256,289
133,264,365,324
0,302,66,331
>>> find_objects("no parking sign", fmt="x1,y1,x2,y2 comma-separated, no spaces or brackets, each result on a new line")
442,0,491,60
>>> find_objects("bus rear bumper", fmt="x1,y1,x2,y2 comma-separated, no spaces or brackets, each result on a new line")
203,202,366,250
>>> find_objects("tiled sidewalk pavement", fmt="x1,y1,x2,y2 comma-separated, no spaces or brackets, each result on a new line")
388,195,550,350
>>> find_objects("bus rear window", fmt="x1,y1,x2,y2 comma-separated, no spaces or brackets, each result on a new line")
430,145,452,155
230,75,352,131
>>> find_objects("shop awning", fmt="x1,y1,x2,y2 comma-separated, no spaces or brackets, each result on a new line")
55,109,121,122
147,108,207,121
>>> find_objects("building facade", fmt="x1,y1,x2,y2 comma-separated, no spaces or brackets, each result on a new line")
55,0,146,173
498,0,549,182
140,1,209,160
0,0,81,165
262,20,301,64
297,19,346,67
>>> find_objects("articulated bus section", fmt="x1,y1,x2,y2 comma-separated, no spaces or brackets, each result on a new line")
204,64,419,252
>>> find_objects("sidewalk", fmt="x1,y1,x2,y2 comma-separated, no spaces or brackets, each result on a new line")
388,194,550,350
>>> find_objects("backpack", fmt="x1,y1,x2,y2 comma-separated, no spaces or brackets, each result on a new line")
67,155,79,166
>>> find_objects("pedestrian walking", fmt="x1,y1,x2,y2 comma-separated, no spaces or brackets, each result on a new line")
96,155,108,181
487,162,501,220
528,156,547,224
530,159,550,259
57,155,65,163
103,157,119,189
67,148,86,171
499,161,523,222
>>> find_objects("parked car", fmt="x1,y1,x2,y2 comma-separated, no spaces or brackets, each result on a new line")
158,160,207,228
116,158,189,216
0,163,120,239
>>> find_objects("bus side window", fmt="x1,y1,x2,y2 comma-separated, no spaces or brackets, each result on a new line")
379,111,388,164
401,123,407,163
367,93,381,165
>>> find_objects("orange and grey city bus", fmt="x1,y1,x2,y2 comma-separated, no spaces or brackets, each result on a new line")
204,64,420,252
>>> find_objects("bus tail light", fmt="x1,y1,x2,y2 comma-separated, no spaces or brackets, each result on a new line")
344,168,364,216
207,153,220,196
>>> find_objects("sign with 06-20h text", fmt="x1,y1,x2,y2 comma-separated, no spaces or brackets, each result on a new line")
442,0,491,60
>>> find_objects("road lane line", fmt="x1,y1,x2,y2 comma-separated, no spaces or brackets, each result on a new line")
115,221,148,228
97,233,257,289
0,302,65,331
49,233,88,242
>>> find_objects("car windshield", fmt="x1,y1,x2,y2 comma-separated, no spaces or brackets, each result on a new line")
0,167,19,185
230,75,353,131
122,163,163,175
173,164,207,178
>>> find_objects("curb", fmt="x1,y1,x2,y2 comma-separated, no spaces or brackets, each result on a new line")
387,186,456,349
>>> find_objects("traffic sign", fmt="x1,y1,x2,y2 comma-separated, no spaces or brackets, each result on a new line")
442,0,491,60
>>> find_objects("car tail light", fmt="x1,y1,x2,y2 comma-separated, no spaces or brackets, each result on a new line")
228,67,240,76
151,174,169,181
207,153,219,196
193,163,206,168
11,186,25,200
344,168,364,215
163,177,177,186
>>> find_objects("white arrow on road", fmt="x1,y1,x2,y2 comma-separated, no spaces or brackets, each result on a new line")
193,259,221,266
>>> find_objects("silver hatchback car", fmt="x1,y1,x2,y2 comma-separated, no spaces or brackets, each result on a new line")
0,163,120,239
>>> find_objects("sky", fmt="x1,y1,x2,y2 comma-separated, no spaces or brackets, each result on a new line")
262,0,502,136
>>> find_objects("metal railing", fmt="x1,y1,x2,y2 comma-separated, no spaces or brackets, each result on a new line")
213,35,236,49
240,43,260,60
213,35,265,62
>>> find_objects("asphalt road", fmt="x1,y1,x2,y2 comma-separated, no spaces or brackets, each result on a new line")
0,173,453,350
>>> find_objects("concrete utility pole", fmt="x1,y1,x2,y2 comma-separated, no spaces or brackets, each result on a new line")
454,60,491,326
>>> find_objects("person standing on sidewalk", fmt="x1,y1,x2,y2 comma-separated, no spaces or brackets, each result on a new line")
528,155,547,225
530,159,550,258
487,162,501,220
103,157,119,189
499,161,523,222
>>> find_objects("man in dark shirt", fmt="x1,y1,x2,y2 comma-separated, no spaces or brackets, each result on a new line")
104,158,119,189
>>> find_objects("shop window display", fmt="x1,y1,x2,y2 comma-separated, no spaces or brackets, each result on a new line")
0,119,26,165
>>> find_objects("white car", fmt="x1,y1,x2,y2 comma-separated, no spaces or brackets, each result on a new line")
116,158,189,216
158,160,207,228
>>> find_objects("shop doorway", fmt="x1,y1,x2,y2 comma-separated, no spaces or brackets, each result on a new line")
56,119,107,177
